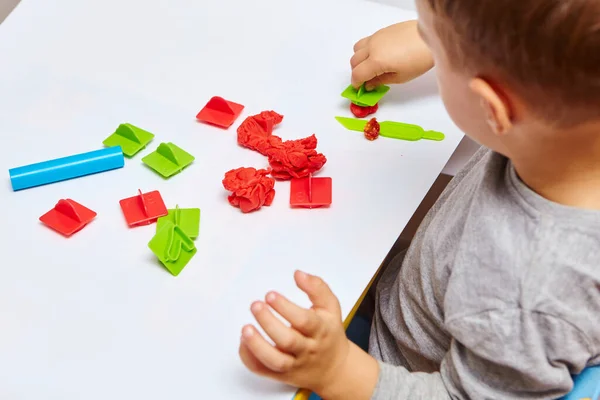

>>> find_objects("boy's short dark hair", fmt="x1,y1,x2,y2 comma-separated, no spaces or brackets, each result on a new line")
425,0,600,126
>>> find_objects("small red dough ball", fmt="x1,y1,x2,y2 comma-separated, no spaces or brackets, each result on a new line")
364,118,380,141
350,102,379,118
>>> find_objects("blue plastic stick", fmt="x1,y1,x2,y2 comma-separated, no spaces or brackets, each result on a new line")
9,146,124,191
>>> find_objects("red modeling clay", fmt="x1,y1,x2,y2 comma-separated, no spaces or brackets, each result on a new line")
266,134,327,180
236,109,327,179
237,111,284,155
364,118,381,141
222,167,276,213
39,199,97,237
350,103,379,118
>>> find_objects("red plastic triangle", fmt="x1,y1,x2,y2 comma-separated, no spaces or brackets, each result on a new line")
290,174,332,208
119,189,168,227
196,96,244,128
39,199,97,237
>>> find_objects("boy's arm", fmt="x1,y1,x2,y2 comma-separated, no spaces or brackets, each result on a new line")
351,20,434,90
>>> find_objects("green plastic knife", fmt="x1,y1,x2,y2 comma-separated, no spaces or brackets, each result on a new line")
335,116,445,141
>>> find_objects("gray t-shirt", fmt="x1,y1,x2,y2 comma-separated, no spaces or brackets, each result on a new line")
369,147,600,399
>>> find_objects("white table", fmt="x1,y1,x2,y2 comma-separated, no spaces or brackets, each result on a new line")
0,0,463,398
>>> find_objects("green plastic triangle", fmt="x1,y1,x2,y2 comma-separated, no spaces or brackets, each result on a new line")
102,123,155,157
142,142,195,178
156,206,200,239
148,221,197,276
341,84,390,107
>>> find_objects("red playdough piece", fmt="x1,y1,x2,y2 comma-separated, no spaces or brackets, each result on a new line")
237,111,284,155
364,118,381,141
237,110,327,180
265,135,327,180
350,102,378,118
222,167,276,213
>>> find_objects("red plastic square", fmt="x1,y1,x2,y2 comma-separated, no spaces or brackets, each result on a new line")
39,199,97,237
290,174,332,208
119,189,168,227
196,96,244,128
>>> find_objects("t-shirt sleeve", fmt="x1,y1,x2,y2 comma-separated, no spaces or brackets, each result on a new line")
370,361,452,400
441,309,593,399
371,309,593,400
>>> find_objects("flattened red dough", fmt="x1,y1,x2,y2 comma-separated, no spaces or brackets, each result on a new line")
266,134,327,180
222,167,276,213
237,111,284,155
350,103,378,118
364,118,380,141
236,109,327,180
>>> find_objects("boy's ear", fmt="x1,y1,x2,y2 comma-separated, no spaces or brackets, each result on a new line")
469,78,513,136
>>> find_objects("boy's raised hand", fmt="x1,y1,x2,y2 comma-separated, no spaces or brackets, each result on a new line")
351,20,434,90
239,271,379,399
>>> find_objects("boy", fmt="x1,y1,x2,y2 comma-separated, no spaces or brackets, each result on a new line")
238,0,600,398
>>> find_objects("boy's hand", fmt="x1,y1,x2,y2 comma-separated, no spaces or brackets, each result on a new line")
239,271,378,399
351,20,434,90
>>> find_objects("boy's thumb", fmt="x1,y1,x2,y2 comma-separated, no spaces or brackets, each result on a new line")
294,270,341,316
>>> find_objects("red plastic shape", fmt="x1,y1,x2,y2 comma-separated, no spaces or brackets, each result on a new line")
196,96,244,128
119,189,168,227
39,199,97,237
290,173,332,208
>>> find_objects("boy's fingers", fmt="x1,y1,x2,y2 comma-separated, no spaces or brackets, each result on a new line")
241,325,296,373
251,301,306,354
365,72,398,90
353,36,370,51
351,59,382,88
294,271,341,316
265,292,320,336
350,48,369,69
239,342,274,377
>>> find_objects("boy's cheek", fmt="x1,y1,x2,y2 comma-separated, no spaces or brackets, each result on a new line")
436,66,495,146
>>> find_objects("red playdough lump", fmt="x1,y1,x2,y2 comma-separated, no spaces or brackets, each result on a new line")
237,110,327,180
350,102,379,118
222,167,276,213
266,135,327,180
237,111,284,155
364,118,380,141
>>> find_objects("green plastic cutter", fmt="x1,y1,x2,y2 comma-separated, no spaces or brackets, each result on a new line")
148,221,197,276
102,123,155,157
142,142,195,178
335,116,445,141
156,205,200,239
341,83,390,107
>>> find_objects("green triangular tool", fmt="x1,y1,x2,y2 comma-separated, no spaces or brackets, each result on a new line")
142,142,195,178
156,205,200,239
148,221,197,276
335,116,445,142
102,123,155,157
341,84,390,107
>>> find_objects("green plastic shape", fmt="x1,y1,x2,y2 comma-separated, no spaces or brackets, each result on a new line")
156,205,200,239
335,116,445,141
341,83,390,107
142,142,195,178
102,123,155,157
148,220,197,276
